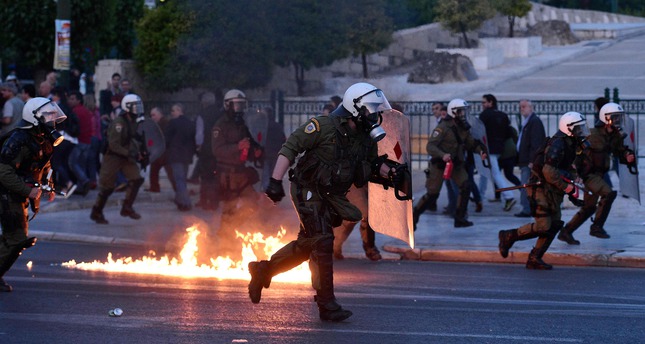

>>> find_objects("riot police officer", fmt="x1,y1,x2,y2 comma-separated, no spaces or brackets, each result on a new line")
90,94,147,224
211,89,263,258
558,103,636,244
247,82,409,322
498,112,589,270
0,97,67,291
414,99,487,228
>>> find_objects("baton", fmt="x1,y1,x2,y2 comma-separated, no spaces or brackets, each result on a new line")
496,182,541,193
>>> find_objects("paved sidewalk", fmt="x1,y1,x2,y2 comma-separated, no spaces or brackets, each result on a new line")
29,27,645,269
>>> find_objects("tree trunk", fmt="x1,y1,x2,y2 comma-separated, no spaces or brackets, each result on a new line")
294,63,305,96
362,52,368,78
508,16,515,38
459,22,471,48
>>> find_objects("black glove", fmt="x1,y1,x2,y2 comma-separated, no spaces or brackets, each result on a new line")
388,166,404,187
265,177,285,203
566,185,584,207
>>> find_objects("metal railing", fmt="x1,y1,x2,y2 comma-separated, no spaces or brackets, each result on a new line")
147,99,645,167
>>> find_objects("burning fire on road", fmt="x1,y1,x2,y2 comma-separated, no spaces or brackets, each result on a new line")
62,224,309,283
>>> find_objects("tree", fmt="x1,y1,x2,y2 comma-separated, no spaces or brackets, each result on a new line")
0,1,58,76
134,1,194,91
271,0,350,96
135,0,275,92
435,0,495,48
493,0,532,37
344,0,394,78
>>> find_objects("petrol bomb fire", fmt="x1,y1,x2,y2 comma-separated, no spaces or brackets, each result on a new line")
62,224,309,283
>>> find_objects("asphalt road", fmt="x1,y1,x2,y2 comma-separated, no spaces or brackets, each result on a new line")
1,242,644,344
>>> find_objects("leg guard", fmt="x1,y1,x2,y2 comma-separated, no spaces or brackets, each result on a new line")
359,220,381,261
0,236,37,280
559,206,594,245
91,188,113,224
121,178,144,219
590,190,617,235
310,234,351,321
526,221,564,270
454,184,473,228
561,205,595,243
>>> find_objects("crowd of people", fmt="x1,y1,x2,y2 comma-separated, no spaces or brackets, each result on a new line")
0,75,637,323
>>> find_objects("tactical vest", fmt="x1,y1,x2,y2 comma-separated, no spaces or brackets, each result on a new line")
291,116,374,194
531,134,578,182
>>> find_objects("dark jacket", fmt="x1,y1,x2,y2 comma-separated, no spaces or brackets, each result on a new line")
517,113,546,167
165,115,196,165
479,108,511,155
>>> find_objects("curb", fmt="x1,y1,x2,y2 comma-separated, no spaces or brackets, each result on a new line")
383,245,645,269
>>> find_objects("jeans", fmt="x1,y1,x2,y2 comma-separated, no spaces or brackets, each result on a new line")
519,166,531,214
170,162,191,208
69,142,91,186
488,154,514,201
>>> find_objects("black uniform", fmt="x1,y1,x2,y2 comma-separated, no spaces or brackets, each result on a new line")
0,127,55,291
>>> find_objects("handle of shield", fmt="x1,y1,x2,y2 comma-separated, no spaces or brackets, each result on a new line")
483,156,491,168
394,169,413,201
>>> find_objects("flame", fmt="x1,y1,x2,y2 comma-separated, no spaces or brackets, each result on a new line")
62,224,310,283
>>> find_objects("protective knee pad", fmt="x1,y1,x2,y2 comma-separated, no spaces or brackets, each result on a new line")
547,220,565,236
604,190,617,203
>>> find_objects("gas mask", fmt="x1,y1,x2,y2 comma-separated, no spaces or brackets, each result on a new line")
358,110,386,142
226,99,247,125
571,124,591,154
41,122,64,146
453,108,471,130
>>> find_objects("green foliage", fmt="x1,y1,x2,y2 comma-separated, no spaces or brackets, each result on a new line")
134,1,194,91
343,0,394,78
492,0,532,37
0,0,58,71
0,0,144,78
136,0,275,92
385,0,439,29
436,0,496,48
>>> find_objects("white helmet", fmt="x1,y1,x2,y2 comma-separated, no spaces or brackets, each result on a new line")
599,102,625,127
224,89,247,112
447,98,468,118
559,111,589,137
341,82,391,118
21,97,67,127
121,94,144,115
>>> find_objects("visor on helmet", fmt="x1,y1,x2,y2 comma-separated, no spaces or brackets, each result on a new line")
357,89,391,116
127,100,145,116
35,101,67,124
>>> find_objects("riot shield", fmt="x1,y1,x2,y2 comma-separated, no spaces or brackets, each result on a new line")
246,109,268,148
468,114,492,181
368,110,414,248
137,117,165,163
618,115,640,204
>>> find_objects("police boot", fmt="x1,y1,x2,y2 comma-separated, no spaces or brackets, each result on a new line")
498,229,518,258
90,189,113,224
526,221,563,270
360,221,381,261
557,225,580,245
454,189,473,228
413,194,438,230
0,237,37,292
120,178,144,220
313,240,352,322
248,260,272,304
589,191,616,239
558,208,592,245
589,224,610,239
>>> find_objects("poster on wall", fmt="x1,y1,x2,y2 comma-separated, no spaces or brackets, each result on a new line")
53,20,71,70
